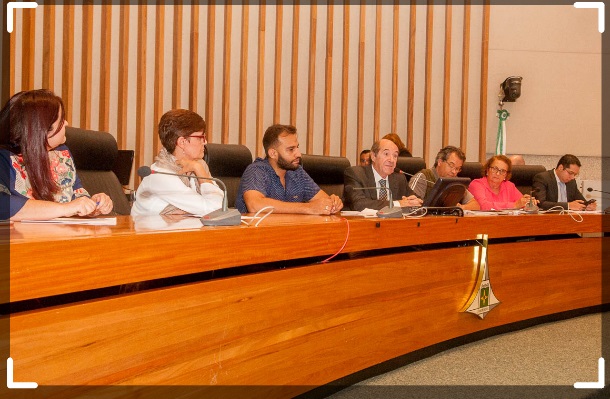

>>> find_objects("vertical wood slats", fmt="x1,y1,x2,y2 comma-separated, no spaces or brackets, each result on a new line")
135,4,147,173
153,5,165,157
206,5,216,143
80,3,93,128
239,3,249,145
479,3,490,162
116,5,129,149
189,4,200,112
6,4,491,172
172,3,183,110
256,4,266,157
323,3,333,155
21,9,35,91
3,13,13,104
406,4,416,153
273,3,283,123
42,6,55,91
306,3,317,154
460,3,471,153
356,3,365,159
62,5,74,123
99,6,112,132
289,3,300,126
441,3,452,147
391,4,399,134
423,3,434,166
373,5,380,142
222,4,233,143
340,4,349,157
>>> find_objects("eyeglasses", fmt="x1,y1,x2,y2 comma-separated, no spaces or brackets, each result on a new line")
564,169,579,178
444,160,462,172
489,166,508,176
187,134,207,142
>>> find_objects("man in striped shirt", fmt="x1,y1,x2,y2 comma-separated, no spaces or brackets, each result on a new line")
235,124,343,214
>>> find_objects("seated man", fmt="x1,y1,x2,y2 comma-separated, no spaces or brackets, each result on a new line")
235,124,343,214
344,139,422,211
408,145,480,210
359,149,371,166
532,154,597,211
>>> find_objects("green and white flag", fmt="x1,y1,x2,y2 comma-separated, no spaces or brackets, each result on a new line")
496,109,510,155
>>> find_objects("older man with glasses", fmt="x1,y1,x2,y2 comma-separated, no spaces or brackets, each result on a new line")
532,154,596,211
408,145,480,210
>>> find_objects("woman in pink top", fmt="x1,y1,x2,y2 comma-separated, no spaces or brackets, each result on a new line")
468,155,537,210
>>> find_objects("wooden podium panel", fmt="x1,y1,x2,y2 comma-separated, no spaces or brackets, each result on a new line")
4,214,608,398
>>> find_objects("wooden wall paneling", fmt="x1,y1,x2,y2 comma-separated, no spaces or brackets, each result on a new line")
153,5,165,157
289,3,299,126
42,5,55,91
222,4,233,143
80,3,94,129
460,3,471,152
205,5,216,143
306,3,317,154
479,3,490,162
255,4,266,157
441,2,452,147
116,5,130,149
98,5,112,133
3,17,12,102
273,2,283,123
373,5,380,141
172,2,183,110
189,4,200,112
21,8,35,91
239,3,250,145
340,4,349,157
406,3,416,153
135,4,147,172
61,4,74,123
323,3,333,155
356,3,365,159
391,5,399,134
423,3,433,166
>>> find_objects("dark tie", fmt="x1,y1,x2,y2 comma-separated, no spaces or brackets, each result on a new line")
379,179,388,201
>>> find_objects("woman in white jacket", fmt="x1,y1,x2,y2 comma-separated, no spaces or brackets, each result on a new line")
131,109,224,216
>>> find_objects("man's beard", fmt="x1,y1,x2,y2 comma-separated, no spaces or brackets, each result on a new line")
277,154,301,171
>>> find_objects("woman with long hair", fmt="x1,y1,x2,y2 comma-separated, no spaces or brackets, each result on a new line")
1,89,113,220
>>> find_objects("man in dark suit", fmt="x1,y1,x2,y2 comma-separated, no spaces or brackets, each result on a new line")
532,154,597,211
343,139,422,211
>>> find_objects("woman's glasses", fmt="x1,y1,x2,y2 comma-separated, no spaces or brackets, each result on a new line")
489,166,507,176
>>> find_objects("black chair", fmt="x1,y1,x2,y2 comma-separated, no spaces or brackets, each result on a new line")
458,161,484,181
396,157,426,178
64,127,131,215
113,149,134,187
204,143,253,208
300,154,351,198
511,165,546,195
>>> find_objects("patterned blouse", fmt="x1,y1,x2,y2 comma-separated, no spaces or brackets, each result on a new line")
3,145,89,217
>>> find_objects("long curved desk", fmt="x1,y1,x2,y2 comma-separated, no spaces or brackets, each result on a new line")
2,213,608,398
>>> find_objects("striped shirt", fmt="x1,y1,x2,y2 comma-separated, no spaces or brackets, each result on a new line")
235,157,320,213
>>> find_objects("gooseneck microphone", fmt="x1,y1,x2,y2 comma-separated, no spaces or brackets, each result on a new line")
587,187,610,196
345,185,403,218
137,166,241,226
395,168,436,187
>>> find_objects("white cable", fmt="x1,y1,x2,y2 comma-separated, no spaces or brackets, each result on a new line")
539,205,583,222
254,207,274,227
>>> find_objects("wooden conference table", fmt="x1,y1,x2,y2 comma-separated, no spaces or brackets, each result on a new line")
3,212,608,398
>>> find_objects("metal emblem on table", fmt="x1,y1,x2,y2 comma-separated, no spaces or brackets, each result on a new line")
459,234,500,319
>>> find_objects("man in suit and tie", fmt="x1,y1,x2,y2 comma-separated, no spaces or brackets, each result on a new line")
532,154,597,211
343,139,422,211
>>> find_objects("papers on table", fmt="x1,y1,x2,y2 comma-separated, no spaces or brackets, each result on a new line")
20,217,117,225
341,209,380,217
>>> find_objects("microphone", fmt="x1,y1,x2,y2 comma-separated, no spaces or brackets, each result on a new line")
137,166,241,226
523,190,539,214
587,187,610,196
345,185,403,218
395,168,436,187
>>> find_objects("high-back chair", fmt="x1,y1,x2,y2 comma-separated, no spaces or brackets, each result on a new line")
204,143,253,208
458,161,484,181
64,127,131,215
395,157,426,178
511,165,547,195
300,154,351,198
